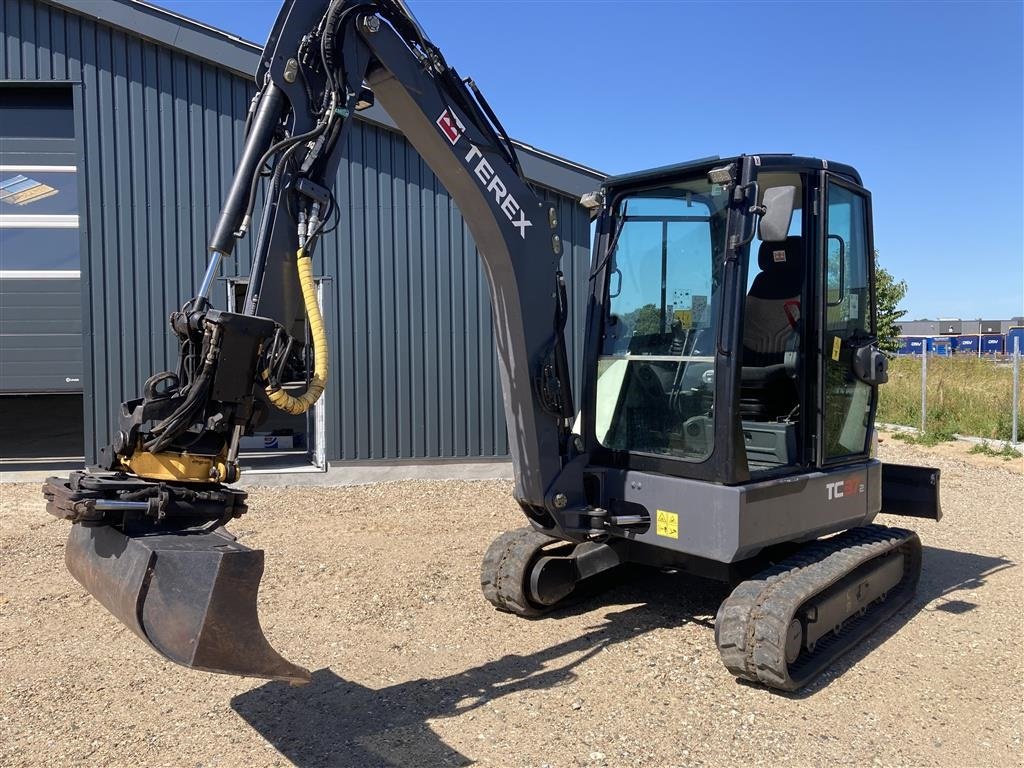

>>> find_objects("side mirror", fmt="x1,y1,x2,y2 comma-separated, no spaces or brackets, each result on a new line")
758,185,797,243
853,344,889,386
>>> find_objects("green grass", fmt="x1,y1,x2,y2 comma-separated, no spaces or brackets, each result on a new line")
969,441,1023,461
877,356,1023,442
889,429,956,447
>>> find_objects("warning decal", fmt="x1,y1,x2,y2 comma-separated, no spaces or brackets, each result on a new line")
831,336,842,361
656,509,679,539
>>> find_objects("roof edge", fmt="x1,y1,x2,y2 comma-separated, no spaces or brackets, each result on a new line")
40,0,605,197
42,0,262,78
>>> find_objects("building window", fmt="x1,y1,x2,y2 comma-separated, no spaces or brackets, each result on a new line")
0,86,79,280
0,166,79,278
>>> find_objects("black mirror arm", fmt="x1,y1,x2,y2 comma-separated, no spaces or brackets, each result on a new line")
728,181,760,251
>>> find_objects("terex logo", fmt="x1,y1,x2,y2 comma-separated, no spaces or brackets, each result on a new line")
826,477,865,501
436,108,465,145
435,108,533,240
463,145,532,239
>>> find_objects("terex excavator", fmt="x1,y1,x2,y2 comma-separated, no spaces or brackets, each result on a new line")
42,0,942,691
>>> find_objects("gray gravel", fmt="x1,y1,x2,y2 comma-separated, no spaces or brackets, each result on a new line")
1,439,1021,767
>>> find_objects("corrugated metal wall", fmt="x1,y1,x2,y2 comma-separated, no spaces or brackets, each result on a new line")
1,0,592,463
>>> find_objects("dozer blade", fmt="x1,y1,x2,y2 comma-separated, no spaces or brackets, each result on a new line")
65,522,310,684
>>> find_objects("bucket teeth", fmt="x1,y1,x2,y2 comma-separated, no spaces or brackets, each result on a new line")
65,523,310,685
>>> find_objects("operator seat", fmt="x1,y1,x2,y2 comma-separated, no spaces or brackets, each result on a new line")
740,236,803,420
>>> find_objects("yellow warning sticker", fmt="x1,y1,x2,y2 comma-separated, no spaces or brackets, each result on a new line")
831,336,842,361
656,509,679,539
674,309,693,329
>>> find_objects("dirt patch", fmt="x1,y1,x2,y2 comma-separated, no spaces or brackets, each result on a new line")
1,443,1021,767
878,430,1023,474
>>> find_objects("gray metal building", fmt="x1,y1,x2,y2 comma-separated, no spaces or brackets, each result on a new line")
0,0,603,466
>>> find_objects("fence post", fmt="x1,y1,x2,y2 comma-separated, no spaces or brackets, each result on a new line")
920,345,927,434
1013,336,1020,445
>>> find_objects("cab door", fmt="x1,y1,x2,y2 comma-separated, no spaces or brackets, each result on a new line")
818,174,877,464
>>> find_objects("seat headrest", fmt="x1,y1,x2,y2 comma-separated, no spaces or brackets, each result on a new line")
757,236,803,273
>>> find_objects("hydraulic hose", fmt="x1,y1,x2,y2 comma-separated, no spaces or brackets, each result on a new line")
265,248,328,414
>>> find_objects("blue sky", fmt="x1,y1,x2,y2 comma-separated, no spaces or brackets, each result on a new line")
154,0,1023,320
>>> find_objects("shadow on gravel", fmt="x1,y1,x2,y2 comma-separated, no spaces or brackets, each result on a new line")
767,545,1016,700
918,546,1015,607
232,546,1015,760
231,567,728,767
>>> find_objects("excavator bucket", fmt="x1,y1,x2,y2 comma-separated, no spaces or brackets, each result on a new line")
65,522,310,684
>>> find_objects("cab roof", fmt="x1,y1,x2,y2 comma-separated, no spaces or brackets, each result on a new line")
604,154,863,191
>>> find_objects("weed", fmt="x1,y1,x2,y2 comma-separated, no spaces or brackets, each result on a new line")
969,441,1023,461
915,430,957,446
1001,442,1023,460
890,430,956,447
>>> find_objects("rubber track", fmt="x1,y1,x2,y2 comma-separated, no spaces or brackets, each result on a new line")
480,527,559,617
715,524,922,691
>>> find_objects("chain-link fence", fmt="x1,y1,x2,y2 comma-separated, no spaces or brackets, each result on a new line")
878,341,1023,445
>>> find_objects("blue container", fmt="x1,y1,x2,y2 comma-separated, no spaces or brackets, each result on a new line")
1007,327,1024,356
981,333,1005,355
931,337,952,356
898,336,927,356
956,334,980,354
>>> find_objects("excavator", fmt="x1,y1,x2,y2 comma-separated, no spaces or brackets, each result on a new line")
42,0,941,692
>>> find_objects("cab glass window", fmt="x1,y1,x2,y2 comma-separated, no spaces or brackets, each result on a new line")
595,178,728,461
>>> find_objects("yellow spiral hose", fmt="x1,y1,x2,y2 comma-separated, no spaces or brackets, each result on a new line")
264,248,328,415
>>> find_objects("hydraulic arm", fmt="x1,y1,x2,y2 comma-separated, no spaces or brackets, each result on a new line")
43,0,586,681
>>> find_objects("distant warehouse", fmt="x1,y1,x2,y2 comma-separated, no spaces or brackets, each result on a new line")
0,0,604,469
896,317,1024,357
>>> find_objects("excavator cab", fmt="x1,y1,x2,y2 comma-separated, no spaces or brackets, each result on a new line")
589,156,888,484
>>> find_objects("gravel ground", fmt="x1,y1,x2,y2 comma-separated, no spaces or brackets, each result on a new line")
1,440,1021,767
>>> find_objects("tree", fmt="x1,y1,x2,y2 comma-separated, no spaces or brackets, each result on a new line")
874,252,907,355
623,303,663,336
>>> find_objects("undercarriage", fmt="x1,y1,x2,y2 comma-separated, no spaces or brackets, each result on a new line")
479,523,922,692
